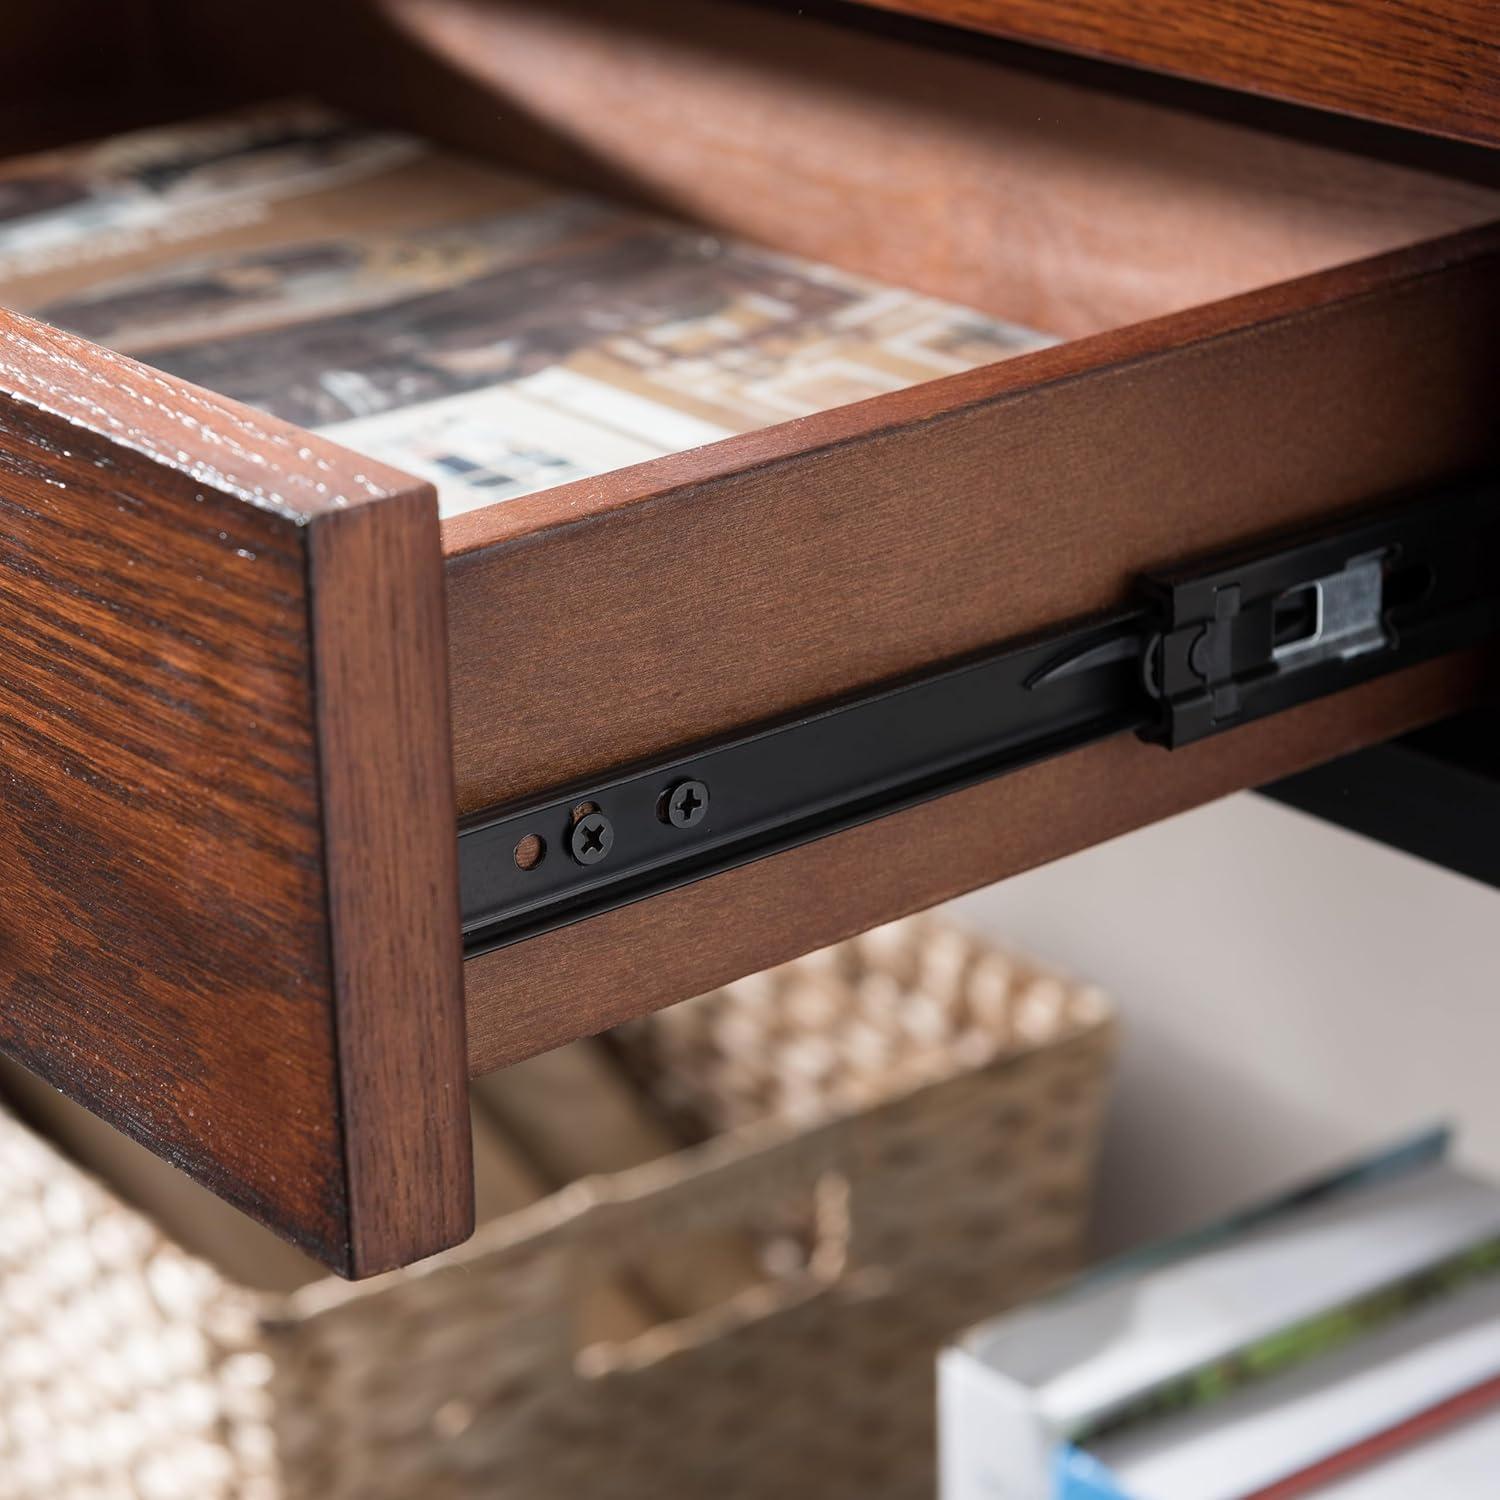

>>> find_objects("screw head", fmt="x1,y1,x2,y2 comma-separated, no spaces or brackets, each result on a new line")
568,811,614,865
662,779,710,828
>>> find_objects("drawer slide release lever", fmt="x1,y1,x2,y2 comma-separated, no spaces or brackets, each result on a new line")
459,476,1498,957
1136,479,1500,747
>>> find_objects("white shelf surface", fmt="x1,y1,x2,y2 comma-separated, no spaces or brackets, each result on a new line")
946,790,1500,1254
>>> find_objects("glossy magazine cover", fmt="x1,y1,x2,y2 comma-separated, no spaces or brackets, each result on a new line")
0,102,1052,515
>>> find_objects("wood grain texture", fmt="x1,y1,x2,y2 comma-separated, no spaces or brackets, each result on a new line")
466,653,1494,1074
3,0,1492,1227
854,0,1500,148
0,309,470,1275
309,500,472,1276
152,0,1500,342
455,224,1500,1069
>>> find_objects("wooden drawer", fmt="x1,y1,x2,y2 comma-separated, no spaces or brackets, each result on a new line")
1,0,1497,1275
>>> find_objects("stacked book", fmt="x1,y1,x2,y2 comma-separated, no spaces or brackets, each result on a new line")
941,1131,1500,1499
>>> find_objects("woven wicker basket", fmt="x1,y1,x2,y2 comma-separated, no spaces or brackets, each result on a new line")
0,918,1115,1500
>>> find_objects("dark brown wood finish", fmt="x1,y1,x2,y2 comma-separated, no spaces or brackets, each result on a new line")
853,0,1500,149
0,311,471,1276
0,2,253,158
165,0,1500,343
0,4,158,150
455,225,1500,1072
0,0,1495,1258
309,502,473,1274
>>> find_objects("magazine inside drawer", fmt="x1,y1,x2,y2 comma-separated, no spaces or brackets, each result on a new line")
0,100,1062,529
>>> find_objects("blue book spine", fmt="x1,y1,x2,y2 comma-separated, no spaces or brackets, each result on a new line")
1055,1444,1132,1500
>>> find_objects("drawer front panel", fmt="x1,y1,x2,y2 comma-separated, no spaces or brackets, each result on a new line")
0,315,471,1276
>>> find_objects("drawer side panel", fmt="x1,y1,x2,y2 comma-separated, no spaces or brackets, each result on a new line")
451,226,1500,1068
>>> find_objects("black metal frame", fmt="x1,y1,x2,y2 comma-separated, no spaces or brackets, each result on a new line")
460,476,1500,955
1262,710,1500,890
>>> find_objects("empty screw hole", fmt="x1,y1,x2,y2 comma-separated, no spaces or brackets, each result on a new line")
571,801,600,824
513,834,545,872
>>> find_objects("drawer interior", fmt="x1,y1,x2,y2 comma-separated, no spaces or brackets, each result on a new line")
0,100,1059,522
1,0,1495,533
29,0,1497,324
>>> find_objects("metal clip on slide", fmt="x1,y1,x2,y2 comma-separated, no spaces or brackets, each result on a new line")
1136,481,1500,747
